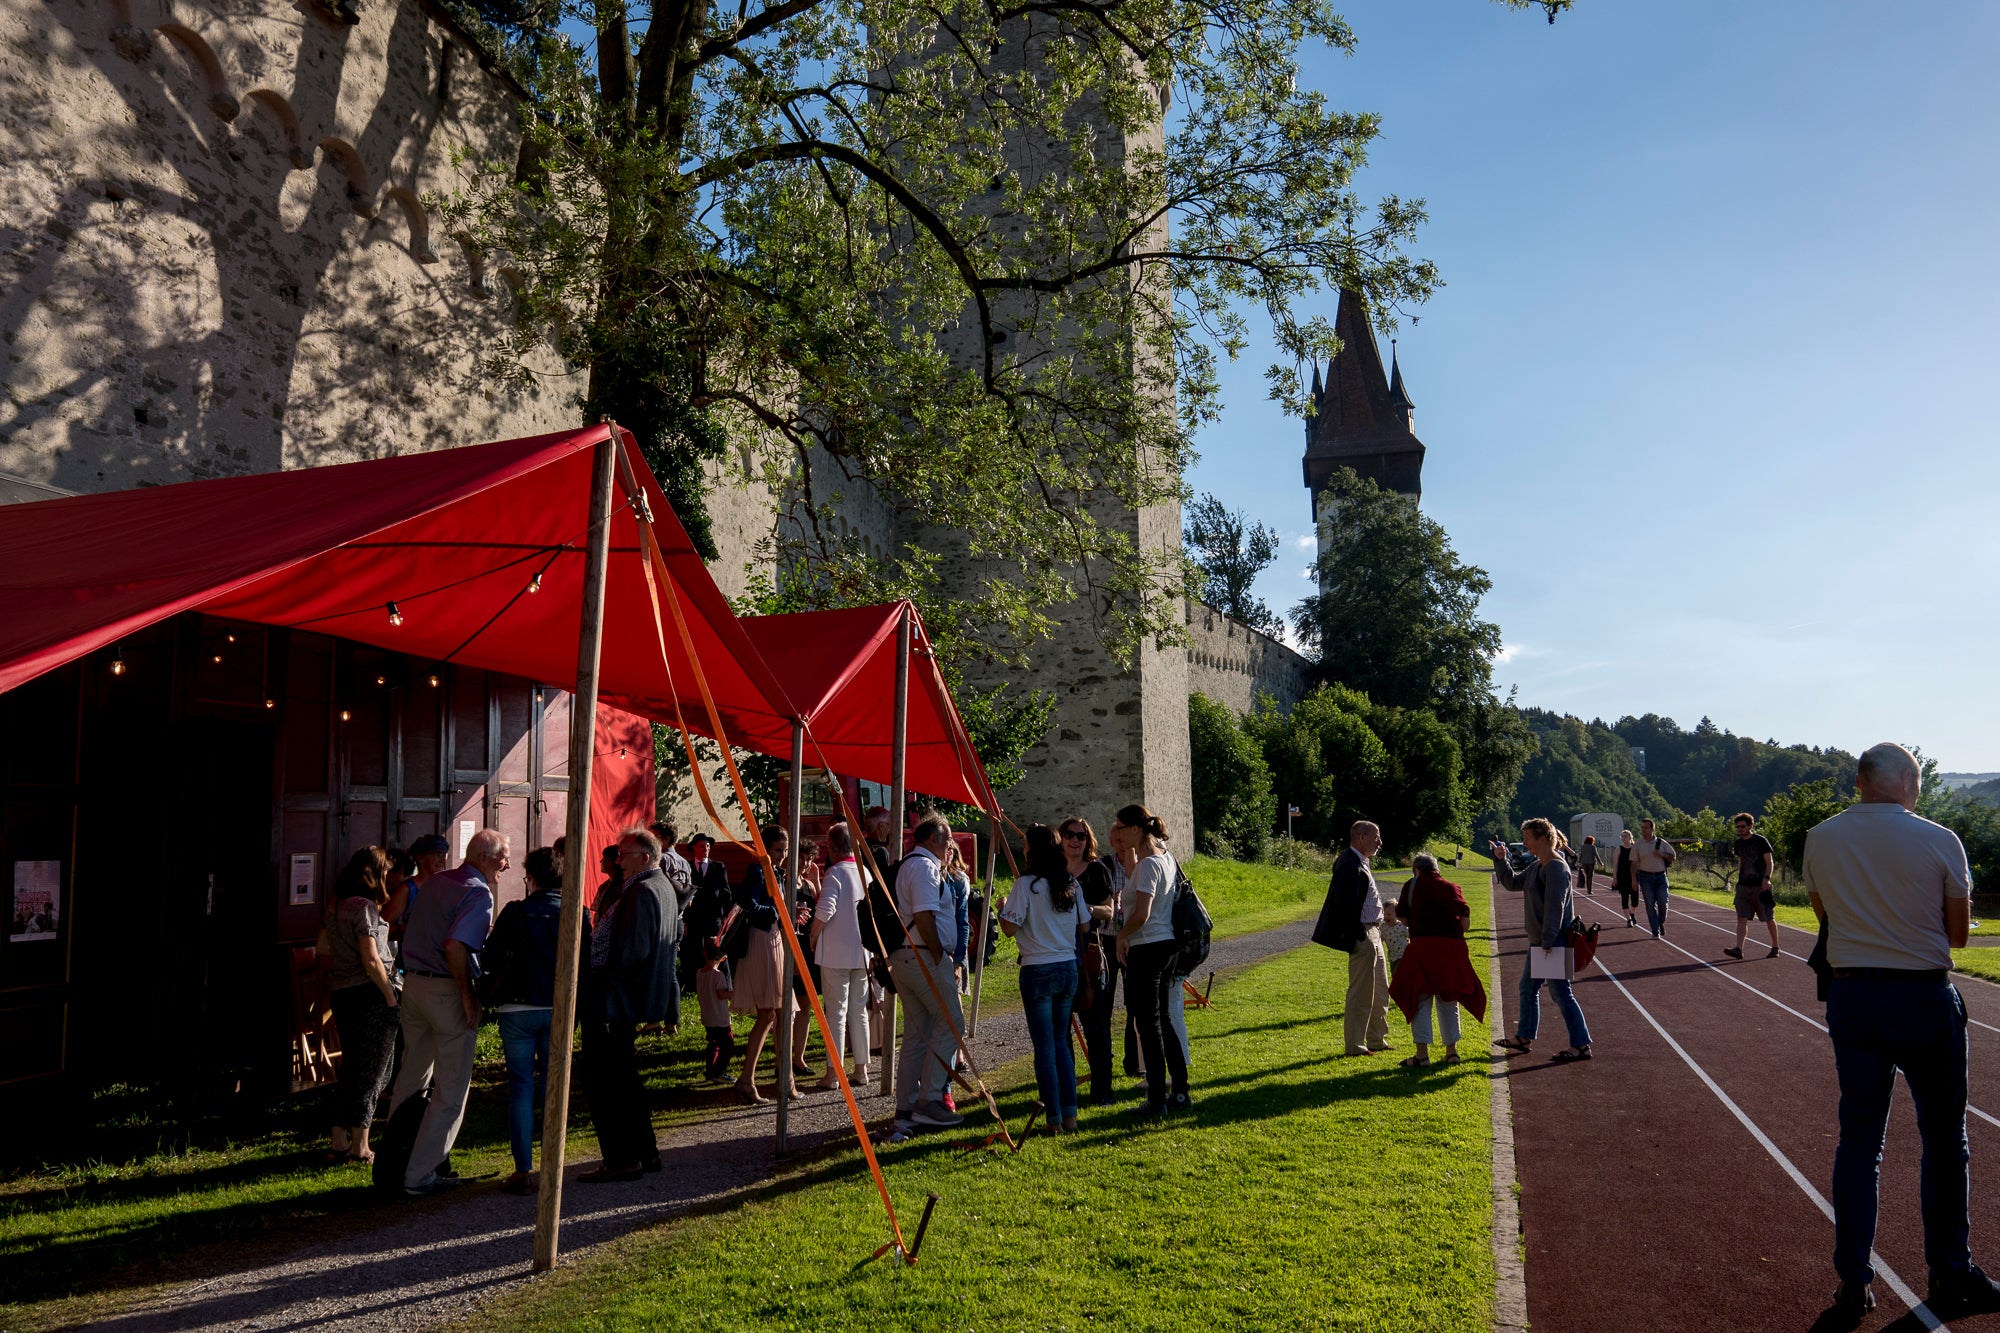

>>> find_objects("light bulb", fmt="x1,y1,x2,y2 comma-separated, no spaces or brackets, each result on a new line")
110,651,125,676
376,675,386,686
226,634,236,644
340,709,352,722
386,601,403,627
212,654,222,664
528,571,542,594
427,674,440,687
264,699,275,709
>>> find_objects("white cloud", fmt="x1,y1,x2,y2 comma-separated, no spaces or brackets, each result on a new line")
1292,534,1316,551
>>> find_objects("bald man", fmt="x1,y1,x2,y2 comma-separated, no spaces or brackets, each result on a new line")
389,827,508,1194
1808,744,1997,1320
1312,819,1391,1056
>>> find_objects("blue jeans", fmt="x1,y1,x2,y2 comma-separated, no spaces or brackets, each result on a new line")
1827,977,1970,1286
498,1008,553,1174
1637,871,1670,935
1021,960,1080,1123
1516,965,1591,1047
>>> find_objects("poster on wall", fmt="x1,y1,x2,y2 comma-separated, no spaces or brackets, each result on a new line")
458,819,476,859
288,853,317,907
9,861,60,941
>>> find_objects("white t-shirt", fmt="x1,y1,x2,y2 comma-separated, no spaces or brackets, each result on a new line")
1127,851,1180,947
1001,875,1090,966
895,846,957,955
1804,802,1971,971
1632,836,1676,874
812,858,870,971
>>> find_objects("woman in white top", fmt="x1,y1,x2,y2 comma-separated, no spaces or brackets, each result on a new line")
1000,824,1092,1132
1112,803,1190,1117
809,822,872,1090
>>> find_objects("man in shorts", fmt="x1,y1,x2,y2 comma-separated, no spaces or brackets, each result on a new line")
1724,812,1780,960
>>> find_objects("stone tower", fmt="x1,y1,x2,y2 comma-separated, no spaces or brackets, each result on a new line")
1302,287,1426,556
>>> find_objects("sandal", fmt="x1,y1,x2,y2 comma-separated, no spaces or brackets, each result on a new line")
1494,1036,1532,1054
1553,1046,1594,1062
1399,1056,1430,1069
1442,1053,1463,1065
344,1149,376,1164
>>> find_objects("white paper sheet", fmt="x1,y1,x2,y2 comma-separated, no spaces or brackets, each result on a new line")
1528,946,1571,980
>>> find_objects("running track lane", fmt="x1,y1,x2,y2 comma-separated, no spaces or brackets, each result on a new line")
1498,881,2000,1331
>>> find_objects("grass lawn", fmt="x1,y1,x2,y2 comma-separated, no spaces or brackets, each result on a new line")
1670,885,2000,985
0,853,1337,1330
472,926,1498,1331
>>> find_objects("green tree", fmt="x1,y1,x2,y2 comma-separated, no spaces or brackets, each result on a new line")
1292,468,1532,820
1184,495,1282,636
1497,708,1674,843
1249,684,1461,855
442,0,1569,667
1187,693,1277,857
1760,778,1854,872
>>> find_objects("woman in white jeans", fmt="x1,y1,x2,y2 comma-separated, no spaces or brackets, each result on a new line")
1387,853,1487,1067
809,822,872,1089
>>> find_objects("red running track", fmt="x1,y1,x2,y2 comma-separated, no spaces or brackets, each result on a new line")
1497,881,2000,1332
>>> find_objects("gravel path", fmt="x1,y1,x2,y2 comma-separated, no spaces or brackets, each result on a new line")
87,915,1316,1333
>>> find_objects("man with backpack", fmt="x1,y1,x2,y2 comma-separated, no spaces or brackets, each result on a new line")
886,815,965,1130
1312,819,1392,1057
1633,817,1677,939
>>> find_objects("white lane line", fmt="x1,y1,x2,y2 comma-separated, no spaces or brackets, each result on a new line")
1663,896,2000,1036
1572,895,2000,1133
1588,950,1948,1330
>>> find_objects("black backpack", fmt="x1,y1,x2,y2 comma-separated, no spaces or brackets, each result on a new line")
1170,866,1212,978
865,857,909,956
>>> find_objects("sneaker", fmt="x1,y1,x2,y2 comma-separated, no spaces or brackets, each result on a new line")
908,1100,964,1128
1626,915,1637,928
942,1090,957,1113
1723,948,1743,959
1830,1281,1874,1320
1767,947,1781,959
1167,1091,1193,1113
1927,1264,2000,1315
1128,1100,1165,1121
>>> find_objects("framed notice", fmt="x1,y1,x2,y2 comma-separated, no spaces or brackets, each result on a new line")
288,853,317,907
458,819,476,859
9,861,60,941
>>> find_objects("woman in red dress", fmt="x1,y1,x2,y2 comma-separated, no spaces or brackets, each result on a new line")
1388,853,1488,1067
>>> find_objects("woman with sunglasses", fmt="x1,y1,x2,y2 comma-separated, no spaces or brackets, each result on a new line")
1059,817,1120,1104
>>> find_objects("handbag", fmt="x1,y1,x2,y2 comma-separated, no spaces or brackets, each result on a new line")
1075,936,1106,1014
1563,920,1601,972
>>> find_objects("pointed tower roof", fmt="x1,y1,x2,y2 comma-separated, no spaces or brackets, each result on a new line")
1302,287,1425,501
1388,339,1414,414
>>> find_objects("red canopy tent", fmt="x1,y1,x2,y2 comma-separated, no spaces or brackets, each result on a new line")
0,424,993,809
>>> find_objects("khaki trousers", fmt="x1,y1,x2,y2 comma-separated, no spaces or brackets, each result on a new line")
388,974,479,1188
1344,925,1391,1055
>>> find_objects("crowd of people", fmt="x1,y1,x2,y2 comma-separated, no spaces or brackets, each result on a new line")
312,798,1203,1195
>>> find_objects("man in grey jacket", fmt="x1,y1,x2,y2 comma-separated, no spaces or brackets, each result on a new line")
579,827,682,1183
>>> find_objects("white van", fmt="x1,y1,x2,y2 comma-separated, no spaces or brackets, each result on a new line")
1570,812,1625,855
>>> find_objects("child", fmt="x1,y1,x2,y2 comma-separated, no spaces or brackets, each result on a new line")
697,955,736,1082
1381,903,1412,979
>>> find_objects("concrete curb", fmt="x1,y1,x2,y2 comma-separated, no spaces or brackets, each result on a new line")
1488,875,1530,1333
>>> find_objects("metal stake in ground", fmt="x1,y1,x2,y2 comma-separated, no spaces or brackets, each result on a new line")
533,427,618,1272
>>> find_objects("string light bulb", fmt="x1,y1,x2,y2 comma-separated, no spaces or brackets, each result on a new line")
340,709,352,722
376,675,387,686
386,601,403,627
264,699,275,709
226,634,237,644
427,674,440,687
212,654,223,664
110,647,125,676
528,571,543,594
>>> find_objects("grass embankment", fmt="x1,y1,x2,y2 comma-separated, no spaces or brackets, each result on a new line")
0,854,1335,1329
473,915,1498,1332
1670,885,2000,985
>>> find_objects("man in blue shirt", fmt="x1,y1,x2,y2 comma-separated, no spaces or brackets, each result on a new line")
387,827,507,1193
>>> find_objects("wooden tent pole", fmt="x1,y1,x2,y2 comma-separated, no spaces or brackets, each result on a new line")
968,811,997,1036
880,604,910,1101
532,430,618,1273
777,720,803,1154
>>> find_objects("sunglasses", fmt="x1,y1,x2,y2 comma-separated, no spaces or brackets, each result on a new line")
1061,829,1087,841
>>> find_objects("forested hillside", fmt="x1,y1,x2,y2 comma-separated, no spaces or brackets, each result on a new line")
1612,714,1857,818
1480,709,1674,841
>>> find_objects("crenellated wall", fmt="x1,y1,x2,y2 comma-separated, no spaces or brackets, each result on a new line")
1183,600,1312,718
0,0,579,494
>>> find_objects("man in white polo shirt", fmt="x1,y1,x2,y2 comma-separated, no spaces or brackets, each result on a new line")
1807,742,1997,1321
887,814,965,1131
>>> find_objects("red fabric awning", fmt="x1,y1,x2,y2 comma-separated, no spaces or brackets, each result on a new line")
0,426,994,810
741,604,997,811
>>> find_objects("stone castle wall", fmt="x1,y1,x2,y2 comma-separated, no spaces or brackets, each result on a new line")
0,0,579,493
1184,601,1312,718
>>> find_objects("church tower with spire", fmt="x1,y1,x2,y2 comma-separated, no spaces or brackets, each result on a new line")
1302,287,1426,557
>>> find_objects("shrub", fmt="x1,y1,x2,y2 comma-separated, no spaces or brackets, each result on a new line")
1189,693,1277,859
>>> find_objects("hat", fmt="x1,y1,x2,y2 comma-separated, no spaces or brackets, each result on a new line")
408,833,450,857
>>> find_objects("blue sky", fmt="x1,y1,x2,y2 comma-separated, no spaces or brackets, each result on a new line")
1187,0,2000,769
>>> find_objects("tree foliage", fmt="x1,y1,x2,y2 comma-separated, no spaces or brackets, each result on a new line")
1497,709,1674,843
1248,684,1464,855
1183,494,1281,635
1187,693,1276,857
439,0,1568,670
1612,713,1857,823
1294,468,1532,817
1759,778,1854,873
